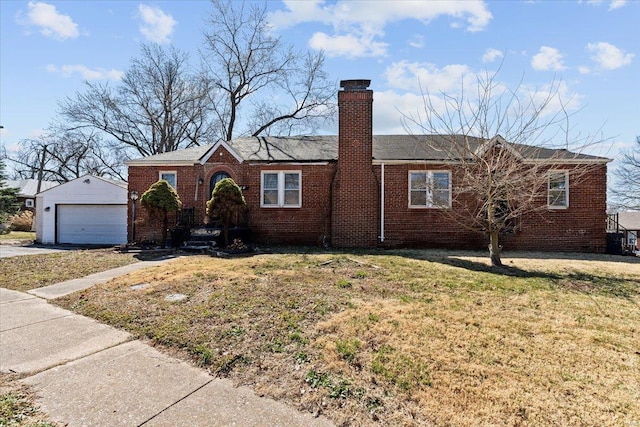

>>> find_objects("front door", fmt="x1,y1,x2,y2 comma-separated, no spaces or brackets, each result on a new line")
209,171,231,199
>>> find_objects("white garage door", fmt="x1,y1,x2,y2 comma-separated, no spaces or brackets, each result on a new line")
57,205,127,245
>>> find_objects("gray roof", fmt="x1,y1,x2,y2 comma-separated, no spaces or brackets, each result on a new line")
229,136,338,161
126,144,214,164
4,179,59,197
618,211,640,231
126,134,610,165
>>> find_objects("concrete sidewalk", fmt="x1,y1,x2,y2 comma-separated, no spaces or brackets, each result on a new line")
0,259,334,427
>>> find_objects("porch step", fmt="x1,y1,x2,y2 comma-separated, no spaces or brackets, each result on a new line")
181,227,221,252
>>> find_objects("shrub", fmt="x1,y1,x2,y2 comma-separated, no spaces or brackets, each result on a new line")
10,210,33,231
206,178,246,247
140,180,182,247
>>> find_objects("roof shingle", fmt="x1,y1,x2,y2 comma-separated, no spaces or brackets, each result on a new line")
125,134,610,165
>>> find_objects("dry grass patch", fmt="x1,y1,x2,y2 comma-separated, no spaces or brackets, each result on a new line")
0,249,139,291
0,374,58,427
54,250,640,426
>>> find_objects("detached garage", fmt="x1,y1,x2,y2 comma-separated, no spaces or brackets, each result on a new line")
35,175,128,245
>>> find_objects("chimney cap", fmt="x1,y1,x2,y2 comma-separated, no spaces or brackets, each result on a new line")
340,79,371,91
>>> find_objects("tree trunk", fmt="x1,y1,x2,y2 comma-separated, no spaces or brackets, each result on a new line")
489,230,502,267
223,220,230,248
162,210,169,248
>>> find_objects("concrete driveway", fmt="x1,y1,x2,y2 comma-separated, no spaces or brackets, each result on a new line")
0,244,65,258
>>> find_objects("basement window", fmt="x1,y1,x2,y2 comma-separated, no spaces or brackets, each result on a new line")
409,171,451,208
261,171,301,208
548,170,569,209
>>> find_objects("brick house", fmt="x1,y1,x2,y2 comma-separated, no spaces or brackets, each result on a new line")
126,79,611,252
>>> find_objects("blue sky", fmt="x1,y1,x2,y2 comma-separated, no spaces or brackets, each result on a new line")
1,0,638,175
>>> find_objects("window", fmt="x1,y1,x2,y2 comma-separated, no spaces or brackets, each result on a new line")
261,171,301,208
409,171,451,208
209,171,231,197
548,170,569,209
25,199,34,208
159,171,177,189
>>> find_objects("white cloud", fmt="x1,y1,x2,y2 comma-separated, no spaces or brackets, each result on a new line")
269,0,492,57
373,91,427,134
531,46,566,71
17,1,79,40
372,61,584,139
137,4,176,44
586,42,634,70
408,34,425,49
46,64,124,80
521,81,583,121
608,0,627,10
578,65,591,74
383,60,472,93
584,0,628,10
482,48,503,63
309,32,387,58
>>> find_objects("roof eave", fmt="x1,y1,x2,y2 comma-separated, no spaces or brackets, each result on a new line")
125,159,201,166
523,158,612,164
373,159,462,165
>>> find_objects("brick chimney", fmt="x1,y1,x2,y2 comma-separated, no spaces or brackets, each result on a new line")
331,79,379,247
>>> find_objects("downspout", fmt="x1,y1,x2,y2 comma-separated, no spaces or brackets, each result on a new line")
379,162,385,243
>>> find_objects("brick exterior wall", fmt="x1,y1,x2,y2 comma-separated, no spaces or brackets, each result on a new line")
128,149,336,246
376,163,608,252
501,164,608,252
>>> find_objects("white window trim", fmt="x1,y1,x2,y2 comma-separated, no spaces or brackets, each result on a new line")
261,171,302,208
408,170,451,209
159,171,177,189
548,170,569,210
25,199,35,208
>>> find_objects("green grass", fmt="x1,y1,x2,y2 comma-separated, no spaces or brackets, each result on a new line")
52,249,640,426
0,231,35,241
0,374,58,427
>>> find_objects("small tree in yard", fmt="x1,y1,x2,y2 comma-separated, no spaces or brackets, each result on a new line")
141,180,182,247
405,70,607,267
206,178,246,247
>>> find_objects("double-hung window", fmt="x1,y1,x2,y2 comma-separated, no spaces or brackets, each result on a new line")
409,170,451,208
548,170,569,209
261,171,301,208
160,171,177,189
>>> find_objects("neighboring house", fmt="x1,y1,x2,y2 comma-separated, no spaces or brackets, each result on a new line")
35,175,128,245
5,179,59,210
126,80,611,252
612,211,640,253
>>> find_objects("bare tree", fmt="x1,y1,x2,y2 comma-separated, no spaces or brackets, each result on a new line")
610,136,640,211
10,126,125,183
202,0,335,141
405,71,607,266
60,43,215,157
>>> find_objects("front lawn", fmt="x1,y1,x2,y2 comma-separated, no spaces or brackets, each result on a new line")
0,231,35,241
54,249,640,426
0,249,139,291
